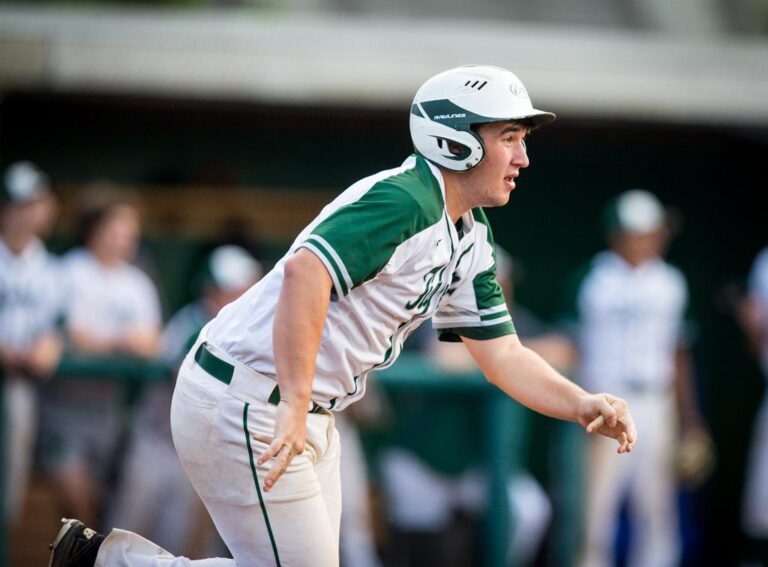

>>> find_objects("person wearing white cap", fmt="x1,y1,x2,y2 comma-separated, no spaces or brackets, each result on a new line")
0,161,63,526
39,190,163,531
572,190,709,567
108,245,263,555
49,65,636,567
738,246,768,565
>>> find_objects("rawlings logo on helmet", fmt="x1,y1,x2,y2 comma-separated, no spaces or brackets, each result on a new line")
433,113,467,120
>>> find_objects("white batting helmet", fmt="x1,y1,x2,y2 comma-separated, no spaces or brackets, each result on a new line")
409,65,555,172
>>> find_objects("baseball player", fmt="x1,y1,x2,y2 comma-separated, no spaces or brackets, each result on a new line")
739,246,768,564
0,161,63,525
573,190,707,567
48,64,637,567
40,190,162,529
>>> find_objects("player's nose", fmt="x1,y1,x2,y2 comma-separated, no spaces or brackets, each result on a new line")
512,140,529,168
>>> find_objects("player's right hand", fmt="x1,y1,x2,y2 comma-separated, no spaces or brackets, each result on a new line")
577,393,637,454
254,400,308,492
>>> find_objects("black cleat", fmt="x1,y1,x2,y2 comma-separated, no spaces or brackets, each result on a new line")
48,518,105,567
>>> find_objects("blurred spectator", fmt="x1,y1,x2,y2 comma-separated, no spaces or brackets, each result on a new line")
571,190,710,567
108,244,263,555
40,189,162,529
737,247,768,566
0,162,63,525
379,245,572,566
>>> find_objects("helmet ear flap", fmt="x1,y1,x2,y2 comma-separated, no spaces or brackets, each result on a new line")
410,113,485,171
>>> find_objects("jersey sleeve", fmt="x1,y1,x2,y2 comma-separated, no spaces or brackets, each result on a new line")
432,209,515,342
299,179,441,300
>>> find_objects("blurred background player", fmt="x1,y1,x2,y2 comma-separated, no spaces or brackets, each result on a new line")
0,161,63,526
573,189,709,567
738,246,768,566
40,189,162,529
108,244,263,556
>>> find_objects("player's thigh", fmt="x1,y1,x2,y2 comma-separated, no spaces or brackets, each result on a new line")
213,399,338,566
172,371,338,566
314,416,342,543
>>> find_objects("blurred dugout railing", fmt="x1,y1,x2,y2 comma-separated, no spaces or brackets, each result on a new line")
3,350,581,567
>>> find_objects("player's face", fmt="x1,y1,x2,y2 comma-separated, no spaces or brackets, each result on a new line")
91,205,141,263
465,121,530,207
611,229,668,265
2,195,57,238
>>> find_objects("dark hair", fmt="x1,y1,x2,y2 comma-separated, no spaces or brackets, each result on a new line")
74,185,141,247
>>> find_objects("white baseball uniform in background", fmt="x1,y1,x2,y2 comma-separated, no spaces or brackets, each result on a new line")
743,247,768,538
94,154,516,566
40,248,162,487
576,251,688,567
0,237,62,520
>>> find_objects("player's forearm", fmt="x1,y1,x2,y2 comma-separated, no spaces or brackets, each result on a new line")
272,250,332,406
470,335,587,422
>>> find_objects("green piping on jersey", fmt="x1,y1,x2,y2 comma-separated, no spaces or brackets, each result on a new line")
480,310,510,321
243,403,281,566
471,208,508,312
347,320,409,397
437,321,516,342
307,156,444,298
304,236,350,296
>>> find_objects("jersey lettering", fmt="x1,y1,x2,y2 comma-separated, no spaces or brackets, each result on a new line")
406,263,449,315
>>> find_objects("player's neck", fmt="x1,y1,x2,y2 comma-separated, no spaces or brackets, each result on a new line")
0,227,36,255
90,246,123,268
442,174,473,223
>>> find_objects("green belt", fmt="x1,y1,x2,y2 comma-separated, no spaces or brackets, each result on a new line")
194,343,325,414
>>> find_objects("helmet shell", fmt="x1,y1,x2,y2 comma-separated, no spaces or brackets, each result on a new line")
410,65,555,171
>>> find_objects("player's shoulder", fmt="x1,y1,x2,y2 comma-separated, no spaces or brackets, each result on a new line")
361,155,444,224
751,246,768,273
61,248,91,271
655,258,687,286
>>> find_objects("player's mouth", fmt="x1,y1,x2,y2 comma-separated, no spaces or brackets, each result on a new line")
503,175,517,191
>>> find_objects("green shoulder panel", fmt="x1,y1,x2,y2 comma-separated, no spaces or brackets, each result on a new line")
470,207,506,312
307,157,444,296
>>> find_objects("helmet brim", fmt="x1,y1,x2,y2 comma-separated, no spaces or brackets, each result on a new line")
507,109,556,129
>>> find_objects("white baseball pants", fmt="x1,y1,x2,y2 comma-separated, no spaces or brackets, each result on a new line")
744,392,768,537
96,338,342,567
3,377,37,522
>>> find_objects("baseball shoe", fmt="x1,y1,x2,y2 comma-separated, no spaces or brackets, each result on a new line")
48,518,104,567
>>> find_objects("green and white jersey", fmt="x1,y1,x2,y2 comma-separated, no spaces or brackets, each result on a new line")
207,155,515,410
0,237,63,352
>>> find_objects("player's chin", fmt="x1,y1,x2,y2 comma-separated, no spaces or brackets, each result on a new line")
493,190,512,206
